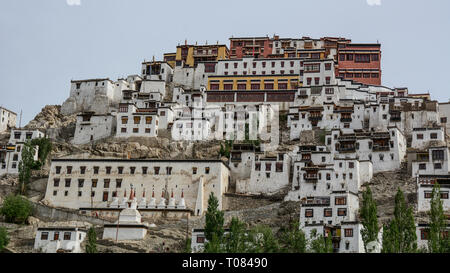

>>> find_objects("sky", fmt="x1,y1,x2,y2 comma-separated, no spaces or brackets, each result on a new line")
1,0,449,125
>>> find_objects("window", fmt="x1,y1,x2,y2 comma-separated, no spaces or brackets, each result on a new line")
106,166,112,174
55,166,61,174
118,167,124,174
324,208,332,217
434,163,442,169
133,116,141,124
325,63,331,70
66,166,72,174
121,117,128,124
441,192,449,199
432,150,444,161
278,83,287,90
63,232,71,240
65,179,71,187
335,197,347,205
264,83,274,90
355,54,370,63
116,179,122,188
349,162,355,169
192,167,197,174
417,134,424,140
146,116,153,124
255,163,261,171
337,208,347,216
205,167,210,174
305,209,313,218
196,236,205,244
78,179,84,187
441,117,447,123
419,163,426,170
103,192,109,202
166,167,172,175
54,232,60,241
276,162,283,172
130,167,136,174
346,54,353,61
430,133,438,139
41,232,49,240
344,229,353,237
92,179,98,188
80,166,86,174
53,179,60,187
421,229,429,240
371,54,379,61
93,166,99,174
142,167,148,174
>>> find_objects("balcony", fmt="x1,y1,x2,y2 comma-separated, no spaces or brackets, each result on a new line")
304,175,318,183
338,147,356,153
302,197,330,206
308,115,323,122
372,145,390,151
340,117,352,123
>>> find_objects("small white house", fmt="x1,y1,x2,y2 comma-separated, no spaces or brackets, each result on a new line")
0,107,17,133
72,112,116,145
34,227,87,253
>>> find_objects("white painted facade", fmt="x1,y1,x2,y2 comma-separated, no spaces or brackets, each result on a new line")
34,227,87,253
0,129,44,175
72,113,116,145
416,176,450,212
411,127,446,150
0,107,17,133
43,159,230,216
411,147,450,176
327,127,406,173
116,104,159,138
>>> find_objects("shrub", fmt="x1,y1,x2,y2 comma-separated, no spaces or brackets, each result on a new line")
0,195,33,224
0,227,9,252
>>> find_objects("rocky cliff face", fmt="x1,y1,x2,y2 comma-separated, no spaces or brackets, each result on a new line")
25,105,77,131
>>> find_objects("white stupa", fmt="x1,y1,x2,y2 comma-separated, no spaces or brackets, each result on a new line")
148,189,156,209
103,186,149,241
157,190,166,208
138,189,147,208
167,190,176,209
178,190,186,209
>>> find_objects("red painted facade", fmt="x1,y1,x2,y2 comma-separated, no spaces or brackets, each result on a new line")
336,43,382,85
229,37,273,59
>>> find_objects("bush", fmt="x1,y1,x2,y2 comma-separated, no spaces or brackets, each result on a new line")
0,227,9,252
0,195,33,224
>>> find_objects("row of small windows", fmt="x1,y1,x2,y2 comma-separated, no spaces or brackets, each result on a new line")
121,116,158,125
53,178,122,188
55,166,211,175
304,208,348,218
423,191,449,199
40,231,79,241
224,61,299,69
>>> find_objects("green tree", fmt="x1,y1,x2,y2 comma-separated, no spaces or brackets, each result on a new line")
85,227,97,253
18,141,36,195
381,188,417,253
308,228,333,253
223,217,248,253
279,221,306,253
360,186,379,252
30,138,52,169
203,233,224,253
183,238,192,253
0,195,33,224
428,183,447,253
0,227,10,252
249,225,280,253
204,192,224,242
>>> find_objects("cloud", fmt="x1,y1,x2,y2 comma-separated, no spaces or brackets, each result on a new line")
366,0,381,6
66,0,81,6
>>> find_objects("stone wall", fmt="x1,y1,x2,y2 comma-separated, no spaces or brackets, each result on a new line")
32,203,110,225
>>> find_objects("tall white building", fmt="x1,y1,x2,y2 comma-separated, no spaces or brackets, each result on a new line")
0,107,17,133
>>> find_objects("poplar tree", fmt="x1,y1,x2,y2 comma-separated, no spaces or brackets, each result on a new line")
18,141,36,195
279,221,306,253
360,186,379,252
85,227,97,253
428,183,447,253
204,192,224,242
381,188,417,253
